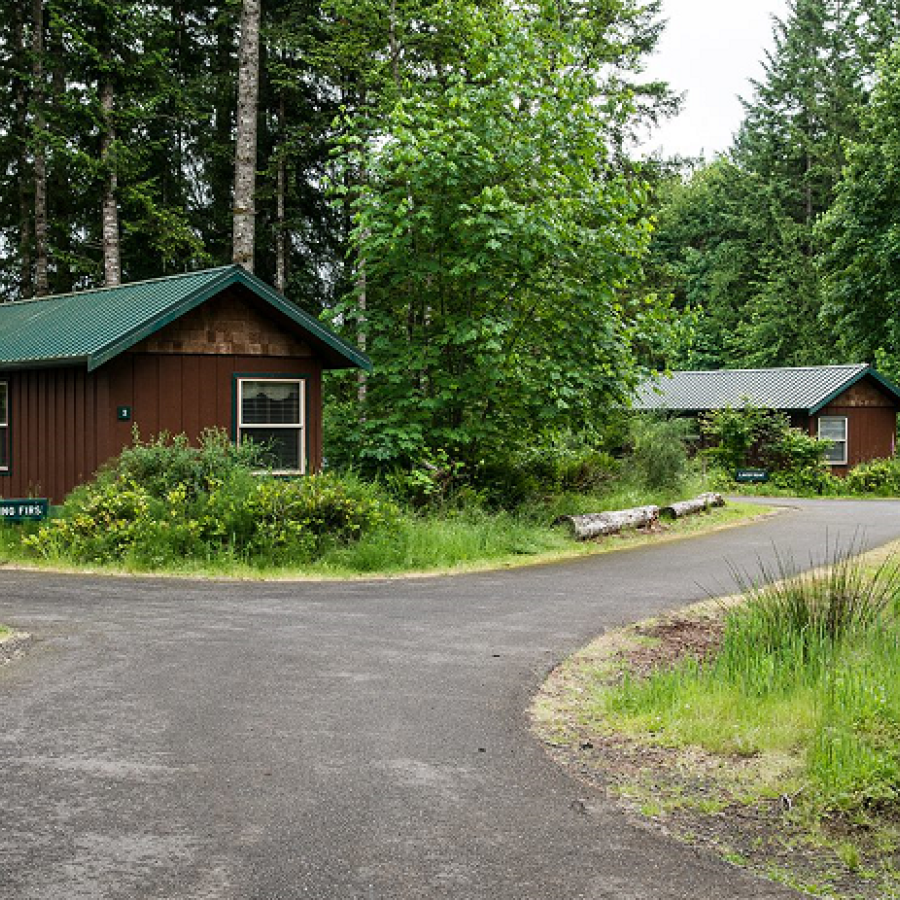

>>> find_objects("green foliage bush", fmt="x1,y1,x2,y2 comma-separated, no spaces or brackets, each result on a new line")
701,404,833,491
844,457,900,496
107,428,263,499
23,430,398,567
473,435,620,508
627,415,694,491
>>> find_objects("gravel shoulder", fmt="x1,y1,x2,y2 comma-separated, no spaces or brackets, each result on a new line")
0,629,32,666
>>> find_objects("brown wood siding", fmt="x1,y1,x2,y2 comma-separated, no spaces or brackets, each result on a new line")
814,406,897,473
1,355,324,503
107,353,324,478
130,287,312,358
807,379,899,474
1,367,111,503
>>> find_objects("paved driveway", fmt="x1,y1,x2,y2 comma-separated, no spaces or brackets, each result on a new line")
3,498,900,899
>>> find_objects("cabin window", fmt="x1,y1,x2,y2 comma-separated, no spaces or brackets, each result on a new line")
0,381,8,472
818,416,848,465
237,378,305,474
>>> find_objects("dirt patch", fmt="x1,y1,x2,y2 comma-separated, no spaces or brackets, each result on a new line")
627,617,725,679
531,606,900,899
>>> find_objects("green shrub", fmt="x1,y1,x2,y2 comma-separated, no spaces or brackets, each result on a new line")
627,415,694,490
770,464,838,495
241,474,398,561
381,449,476,509
845,457,900,496
701,404,832,490
700,405,778,472
22,432,398,567
474,436,619,507
100,428,265,500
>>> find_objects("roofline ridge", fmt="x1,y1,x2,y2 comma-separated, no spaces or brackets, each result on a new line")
0,264,238,308
664,363,868,376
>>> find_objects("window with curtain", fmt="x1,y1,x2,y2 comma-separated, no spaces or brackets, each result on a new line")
237,378,305,473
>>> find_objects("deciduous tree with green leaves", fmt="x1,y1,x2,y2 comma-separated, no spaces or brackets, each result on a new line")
331,2,676,469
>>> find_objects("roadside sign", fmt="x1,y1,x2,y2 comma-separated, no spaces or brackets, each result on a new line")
0,499,49,521
735,469,769,484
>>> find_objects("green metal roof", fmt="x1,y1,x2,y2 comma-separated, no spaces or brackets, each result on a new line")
633,364,900,414
0,265,371,372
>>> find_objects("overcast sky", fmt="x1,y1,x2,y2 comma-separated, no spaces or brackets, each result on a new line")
639,0,791,159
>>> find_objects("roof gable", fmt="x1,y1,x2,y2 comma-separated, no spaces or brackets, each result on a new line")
633,365,900,414
0,266,371,372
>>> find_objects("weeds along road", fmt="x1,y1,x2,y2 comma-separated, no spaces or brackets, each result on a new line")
2,498,900,900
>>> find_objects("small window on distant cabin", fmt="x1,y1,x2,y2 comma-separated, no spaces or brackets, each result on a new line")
818,416,848,465
0,381,8,471
237,378,305,473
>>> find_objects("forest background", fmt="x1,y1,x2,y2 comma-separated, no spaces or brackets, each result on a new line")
1,0,899,477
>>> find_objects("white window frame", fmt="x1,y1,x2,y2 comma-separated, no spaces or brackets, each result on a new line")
0,381,8,472
818,415,848,466
236,377,306,475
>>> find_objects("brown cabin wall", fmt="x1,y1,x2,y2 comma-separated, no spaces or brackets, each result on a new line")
809,406,897,474
805,379,899,474
1,355,323,504
109,353,323,472
1,366,105,503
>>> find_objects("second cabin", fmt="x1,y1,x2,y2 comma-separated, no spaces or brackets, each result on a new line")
632,364,900,474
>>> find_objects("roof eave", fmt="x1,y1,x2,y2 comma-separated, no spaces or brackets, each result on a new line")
87,266,372,373
0,355,89,371
87,268,239,371
809,366,900,414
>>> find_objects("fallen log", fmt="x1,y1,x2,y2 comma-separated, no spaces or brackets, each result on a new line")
660,492,725,521
557,505,660,541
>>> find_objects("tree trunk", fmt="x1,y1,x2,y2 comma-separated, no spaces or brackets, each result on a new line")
557,506,660,541
100,77,121,286
32,0,48,296
49,24,71,293
356,252,368,405
275,90,287,292
232,0,261,271
13,3,33,299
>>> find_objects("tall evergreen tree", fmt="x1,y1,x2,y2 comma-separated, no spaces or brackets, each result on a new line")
819,44,900,376
649,0,900,369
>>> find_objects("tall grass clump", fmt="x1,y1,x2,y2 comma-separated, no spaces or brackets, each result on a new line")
719,541,898,691
601,540,900,812
317,505,570,574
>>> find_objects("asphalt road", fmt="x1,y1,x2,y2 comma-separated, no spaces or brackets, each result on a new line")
3,498,900,900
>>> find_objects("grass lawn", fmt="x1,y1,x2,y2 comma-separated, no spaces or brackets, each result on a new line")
532,540,900,899
0,499,769,580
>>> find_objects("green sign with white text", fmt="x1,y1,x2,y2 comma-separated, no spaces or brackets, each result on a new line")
735,469,769,484
0,499,49,521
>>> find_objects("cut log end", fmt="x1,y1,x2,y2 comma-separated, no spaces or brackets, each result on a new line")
660,492,725,522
